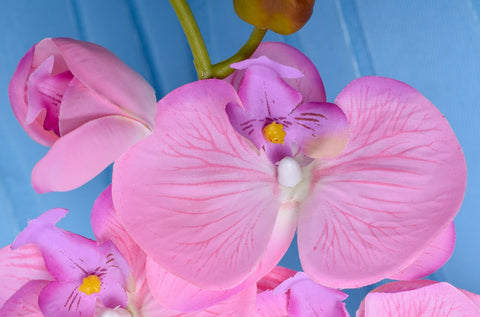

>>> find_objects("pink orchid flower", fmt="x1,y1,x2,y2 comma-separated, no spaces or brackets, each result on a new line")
357,280,480,316
9,37,157,193
93,188,349,317
2,208,130,317
112,42,466,290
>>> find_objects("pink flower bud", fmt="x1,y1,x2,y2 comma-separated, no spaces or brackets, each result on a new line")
9,38,157,193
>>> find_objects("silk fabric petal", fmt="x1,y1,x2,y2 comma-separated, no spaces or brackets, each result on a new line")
298,77,466,288
113,80,280,289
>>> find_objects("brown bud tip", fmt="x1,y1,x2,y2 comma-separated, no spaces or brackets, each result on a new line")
234,0,315,35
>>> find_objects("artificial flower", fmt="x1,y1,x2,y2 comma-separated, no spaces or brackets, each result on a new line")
356,280,480,316
9,37,157,193
111,41,466,292
8,208,130,317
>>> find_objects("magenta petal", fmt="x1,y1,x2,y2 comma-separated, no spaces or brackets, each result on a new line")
227,42,326,103
298,77,467,288
236,61,302,117
0,245,52,306
390,221,455,280
231,56,303,79
26,56,73,135
39,281,96,317
225,102,266,150
0,280,49,316
275,272,348,317
256,266,296,293
32,115,151,193
288,102,349,159
12,208,102,281
51,38,156,129
113,79,280,289
9,46,58,146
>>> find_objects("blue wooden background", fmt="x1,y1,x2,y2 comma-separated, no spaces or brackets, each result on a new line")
1,1,479,314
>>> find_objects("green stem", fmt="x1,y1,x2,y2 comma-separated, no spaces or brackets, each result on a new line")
211,27,268,79
169,0,212,79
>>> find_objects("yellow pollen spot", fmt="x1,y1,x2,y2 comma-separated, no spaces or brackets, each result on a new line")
263,121,286,144
78,275,101,296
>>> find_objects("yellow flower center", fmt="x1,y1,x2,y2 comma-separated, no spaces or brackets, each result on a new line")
262,121,286,144
78,274,101,296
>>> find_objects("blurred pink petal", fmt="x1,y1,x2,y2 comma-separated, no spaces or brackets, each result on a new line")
0,280,49,316
358,280,480,317
0,244,52,307
298,77,466,288
390,221,455,280
32,115,150,193
114,79,282,289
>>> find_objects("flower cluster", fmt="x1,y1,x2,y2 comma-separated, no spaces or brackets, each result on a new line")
0,2,474,316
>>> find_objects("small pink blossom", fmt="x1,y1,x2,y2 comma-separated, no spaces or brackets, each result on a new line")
357,280,480,316
9,37,157,193
3,208,130,317
112,42,466,290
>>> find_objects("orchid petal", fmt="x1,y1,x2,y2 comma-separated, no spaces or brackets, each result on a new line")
231,56,303,79
255,291,289,317
0,280,49,317
225,102,265,149
32,115,151,193
275,272,349,317
256,266,296,293
12,208,102,281
39,281,97,317
298,77,466,288
227,42,326,103
390,221,455,280
288,101,349,159
26,56,72,135
360,281,480,316
58,78,136,136
184,283,257,317
113,79,280,289
146,257,244,312
9,47,58,146
236,61,302,118
0,245,52,306
146,201,297,312
50,38,156,129
91,186,145,280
